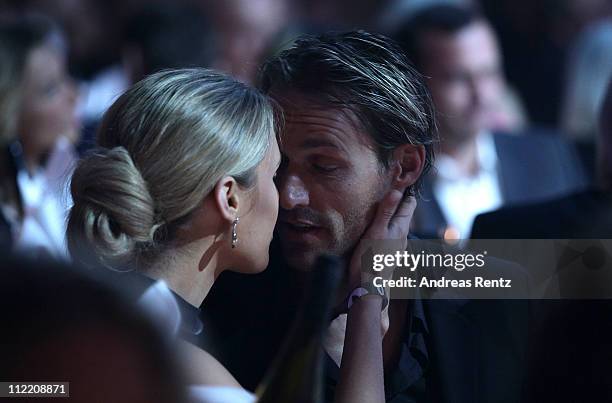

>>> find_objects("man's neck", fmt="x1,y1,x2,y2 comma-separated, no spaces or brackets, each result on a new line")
439,132,481,177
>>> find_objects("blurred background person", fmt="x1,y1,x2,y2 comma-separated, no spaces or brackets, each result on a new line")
12,0,131,135
205,0,292,84
0,255,188,403
5,0,211,151
560,19,612,184
0,15,79,257
122,3,216,85
479,0,612,127
77,2,218,152
472,78,612,239
470,80,612,401
393,4,587,240
1,0,609,132
379,0,529,135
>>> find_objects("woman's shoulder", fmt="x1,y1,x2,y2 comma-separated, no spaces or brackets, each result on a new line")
180,341,256,402
187,385,256,403
179,339,243,388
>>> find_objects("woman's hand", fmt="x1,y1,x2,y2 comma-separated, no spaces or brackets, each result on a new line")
333,191,417,403
342,191,417,309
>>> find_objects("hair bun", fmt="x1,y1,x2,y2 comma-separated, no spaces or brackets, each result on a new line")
67,147,157,267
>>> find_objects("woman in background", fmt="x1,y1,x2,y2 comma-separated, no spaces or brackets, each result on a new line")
0,15,79,256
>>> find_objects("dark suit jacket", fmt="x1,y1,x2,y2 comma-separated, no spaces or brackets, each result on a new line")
471,189,612,239
202,238,530,403
0,210,12,252
424,299,528,403
471,190,612,402
412,131,587,238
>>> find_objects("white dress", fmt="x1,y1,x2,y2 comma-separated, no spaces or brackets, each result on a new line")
188,386,256,403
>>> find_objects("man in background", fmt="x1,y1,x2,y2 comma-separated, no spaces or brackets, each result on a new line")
472,79,612,238
394,4,587,240
472,80,612,403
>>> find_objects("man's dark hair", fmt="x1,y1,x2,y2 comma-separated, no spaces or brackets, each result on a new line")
259,30,436,194
393,4,482,69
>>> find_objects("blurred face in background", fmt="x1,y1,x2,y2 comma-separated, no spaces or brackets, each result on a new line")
212,0,289,83
30,0,121,78
420,21,504,143
17,42,78,167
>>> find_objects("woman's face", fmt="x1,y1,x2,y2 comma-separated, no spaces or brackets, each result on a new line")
233,136,281,273
18,43,78,160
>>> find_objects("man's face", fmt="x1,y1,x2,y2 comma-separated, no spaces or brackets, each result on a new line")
420,21,503,142
273,93,389,271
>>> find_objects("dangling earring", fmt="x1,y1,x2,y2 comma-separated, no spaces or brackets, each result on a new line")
231,217,240,248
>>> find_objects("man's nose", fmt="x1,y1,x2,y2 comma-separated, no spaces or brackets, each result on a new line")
472,74,500,108
65,77,79,107
278,174,309,210
469,78,485,107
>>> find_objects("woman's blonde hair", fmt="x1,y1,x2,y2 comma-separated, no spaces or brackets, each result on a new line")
67,68,276,269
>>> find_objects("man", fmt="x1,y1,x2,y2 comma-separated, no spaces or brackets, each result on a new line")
471,80,612,402
394,4,587,240
204,30,528,402
472,79,612,238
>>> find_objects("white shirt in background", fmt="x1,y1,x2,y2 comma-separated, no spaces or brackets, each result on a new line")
76,65,129,122
433,131,503,240
6,137,77,258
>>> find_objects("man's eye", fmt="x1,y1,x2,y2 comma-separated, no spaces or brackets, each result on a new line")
42,82,60,97
312,164,339,173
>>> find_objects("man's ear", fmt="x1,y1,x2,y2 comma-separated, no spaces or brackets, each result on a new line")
213,176,240,222
389,144,426,190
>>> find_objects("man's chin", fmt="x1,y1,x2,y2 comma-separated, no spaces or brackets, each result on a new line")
277,227,327,270
282,248,320,272
280,241,350,274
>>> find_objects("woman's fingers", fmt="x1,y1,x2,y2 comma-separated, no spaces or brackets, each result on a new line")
389,196,417,237
366,188,404,238
366,190,418,240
